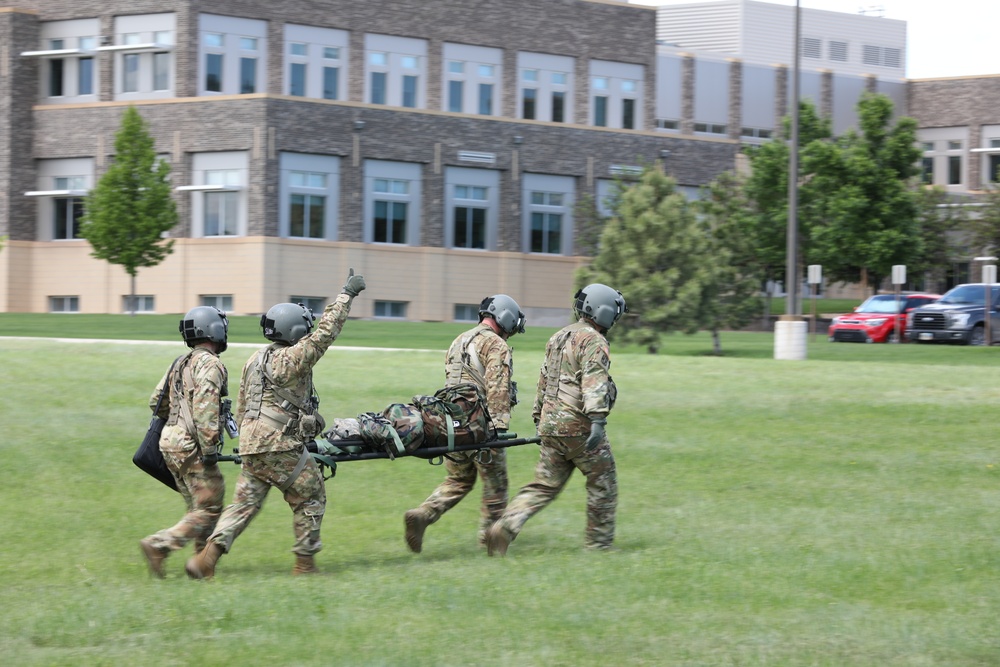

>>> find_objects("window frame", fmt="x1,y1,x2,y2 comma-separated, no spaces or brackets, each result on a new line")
198,14,268,96
364,160,422,246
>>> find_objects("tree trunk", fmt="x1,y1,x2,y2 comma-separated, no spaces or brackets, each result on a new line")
130,273,136,317
711,328,722,356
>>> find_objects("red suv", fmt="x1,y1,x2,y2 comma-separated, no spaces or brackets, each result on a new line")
828,293,941,343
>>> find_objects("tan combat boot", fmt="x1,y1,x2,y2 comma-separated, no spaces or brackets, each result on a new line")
292,555,318,575
404,509,430,553
185,542,223,579
485,523,511,557
139,538,168,579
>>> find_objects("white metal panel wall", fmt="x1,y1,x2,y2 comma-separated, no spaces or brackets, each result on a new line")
664,0,906,78
656,0,741,54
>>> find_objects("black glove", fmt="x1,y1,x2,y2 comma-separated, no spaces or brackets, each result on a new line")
342,268,366,297
584,418,607,451
202,452,219,466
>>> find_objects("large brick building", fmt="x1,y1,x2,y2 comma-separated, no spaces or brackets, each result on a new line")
2,0,995,317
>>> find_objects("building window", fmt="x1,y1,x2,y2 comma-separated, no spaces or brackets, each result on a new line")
122,295,155,313
374,301,407,319
479,84,494,115
372,176,406,237
948,156,962,185
454,304,479,322
201,295,233,311
518,52,574,123
695,122,727,135
290,192,325,238
365,161,420,245
594,96,608,127
656,118,680,131
365,34,427,108
442,44,502,116
523,174,574,255
283,26,348,100
49,296,79,313
402,74,418,108
187,152,247,237
989,155,1000,184
199,14,267,96
205,192,239,236
31,160,93,242
920,157,934,185
448,80,463,113
522,88,537,119
53,197,84,240
590,61,643,130
290,296,325,313
290,62,306,96
25,22,100,103
106,14,176,100
622,98,635,130
205,52,223,91
280,153,340,240
446,168,499,250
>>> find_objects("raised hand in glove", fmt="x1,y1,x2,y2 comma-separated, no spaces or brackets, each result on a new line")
584,418,607,451
342,268,366,297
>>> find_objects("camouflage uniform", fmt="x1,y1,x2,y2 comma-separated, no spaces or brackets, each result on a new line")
206,293,354,558
493,318,618,549
142,347,228,555
411,322,515,543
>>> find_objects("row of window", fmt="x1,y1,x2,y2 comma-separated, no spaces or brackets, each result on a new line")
33,154,632,256
48,293,477,321
26,14,645,130
919,137,1000,188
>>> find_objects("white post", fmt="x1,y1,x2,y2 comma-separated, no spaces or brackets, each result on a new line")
891,265,906,343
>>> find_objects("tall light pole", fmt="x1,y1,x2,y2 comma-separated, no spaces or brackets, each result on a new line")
774,0,808,360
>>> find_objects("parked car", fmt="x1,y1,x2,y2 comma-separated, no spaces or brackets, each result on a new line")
906,283,1000,345
828,293,941,343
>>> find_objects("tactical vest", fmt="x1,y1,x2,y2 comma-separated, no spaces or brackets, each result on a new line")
543,321,619,414
242,344,323,438
165,348,228,436
445,327,489,391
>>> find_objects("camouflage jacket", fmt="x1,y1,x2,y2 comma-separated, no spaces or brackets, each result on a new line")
149,347,228,455
533,319,616,437
444,322,515,430
236,293,353,455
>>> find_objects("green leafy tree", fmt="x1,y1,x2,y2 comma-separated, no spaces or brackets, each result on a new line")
576,167,713,354
698,170,765,354
744,100,833,304
80,106,177,314
804,93,921,293
964,186,1000,262
912,186,966,292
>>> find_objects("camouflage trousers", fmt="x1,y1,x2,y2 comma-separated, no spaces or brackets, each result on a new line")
143,449,225,553
208,448,327,557
414,448,508,542
495,434,617,549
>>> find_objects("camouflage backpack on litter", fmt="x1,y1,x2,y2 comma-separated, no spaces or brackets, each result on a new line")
357,403,424,459
411,382,495,449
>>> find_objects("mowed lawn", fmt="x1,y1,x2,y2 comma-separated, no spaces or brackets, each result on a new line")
1,320,999,666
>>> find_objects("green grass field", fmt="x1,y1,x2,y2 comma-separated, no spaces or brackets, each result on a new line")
2,317,999,666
